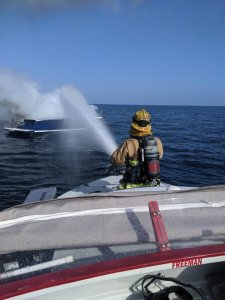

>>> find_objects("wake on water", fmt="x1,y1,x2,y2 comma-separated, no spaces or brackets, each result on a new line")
0,71,117,156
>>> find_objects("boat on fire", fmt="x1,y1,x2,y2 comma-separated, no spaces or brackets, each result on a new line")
1,177,225,299
4,116,102,135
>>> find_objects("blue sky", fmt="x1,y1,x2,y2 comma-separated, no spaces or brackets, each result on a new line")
0,0,225,105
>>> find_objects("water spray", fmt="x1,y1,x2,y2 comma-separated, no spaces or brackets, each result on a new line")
0,71,117,156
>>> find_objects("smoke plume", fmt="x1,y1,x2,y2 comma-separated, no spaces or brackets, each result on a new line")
0,71,117,155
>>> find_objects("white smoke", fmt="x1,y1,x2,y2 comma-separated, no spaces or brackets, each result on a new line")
0,71,65,120
0,71,117,155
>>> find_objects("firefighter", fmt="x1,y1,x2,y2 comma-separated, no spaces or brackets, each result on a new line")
111,109,163,189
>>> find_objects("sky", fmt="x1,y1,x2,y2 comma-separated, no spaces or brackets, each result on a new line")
0,0,225,106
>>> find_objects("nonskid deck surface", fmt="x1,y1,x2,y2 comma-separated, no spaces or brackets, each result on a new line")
58,175,195,199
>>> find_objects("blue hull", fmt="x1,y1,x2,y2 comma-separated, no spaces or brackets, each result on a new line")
4,119,85,134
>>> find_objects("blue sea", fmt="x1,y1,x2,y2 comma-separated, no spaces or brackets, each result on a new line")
1,105,225,211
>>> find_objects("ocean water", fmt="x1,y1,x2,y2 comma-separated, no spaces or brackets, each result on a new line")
0,105,225,211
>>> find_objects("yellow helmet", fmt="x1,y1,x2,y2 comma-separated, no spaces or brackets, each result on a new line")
130,109,152,137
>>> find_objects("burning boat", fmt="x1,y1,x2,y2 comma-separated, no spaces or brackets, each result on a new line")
4,116,102,135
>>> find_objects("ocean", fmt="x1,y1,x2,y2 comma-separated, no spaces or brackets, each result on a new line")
0,105,225,211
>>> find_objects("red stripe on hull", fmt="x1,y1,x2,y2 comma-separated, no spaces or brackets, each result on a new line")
1,244,225,299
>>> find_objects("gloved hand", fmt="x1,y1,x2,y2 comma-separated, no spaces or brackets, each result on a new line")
107,165,125,175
